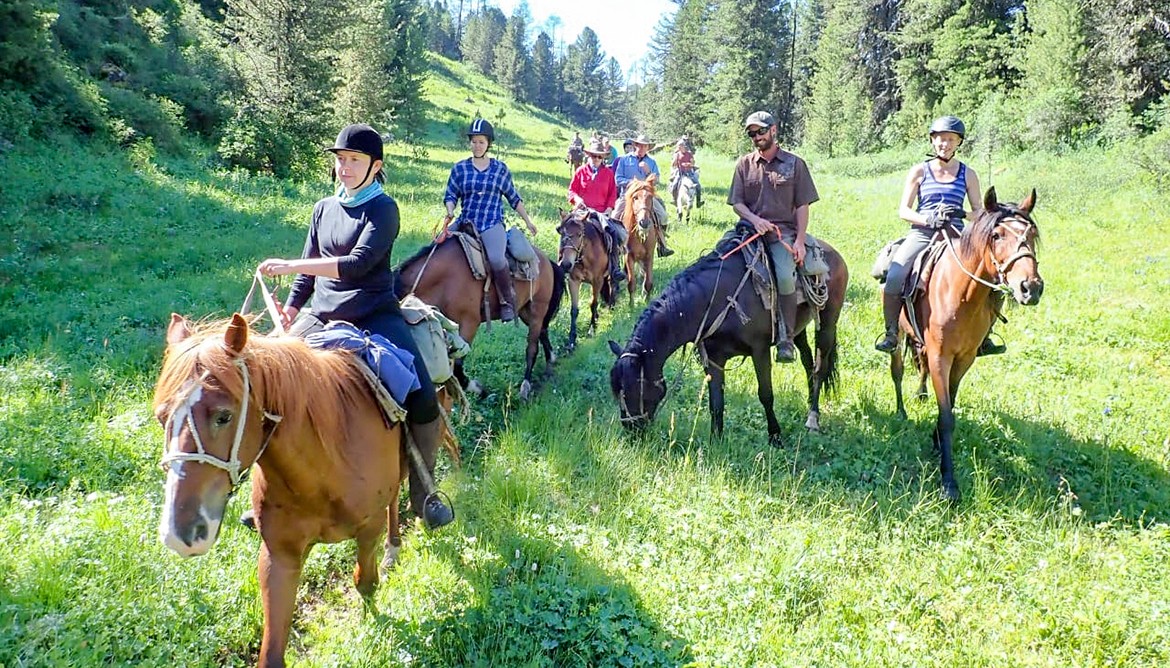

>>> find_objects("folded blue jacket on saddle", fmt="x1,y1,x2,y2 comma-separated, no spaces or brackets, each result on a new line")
305,322,420,404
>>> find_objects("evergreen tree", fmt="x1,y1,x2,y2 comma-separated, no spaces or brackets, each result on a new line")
461,6,505,76
335,0,429,133
493,7,533,100
1013,0,1087,147
599,56,629,130
425,1,460,59
803,0,876,155
530,31,560,109
562,28,606,124
655,0,712,145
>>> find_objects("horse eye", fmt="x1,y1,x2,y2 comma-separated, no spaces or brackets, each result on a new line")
992,232,1002,241
214,410,233,427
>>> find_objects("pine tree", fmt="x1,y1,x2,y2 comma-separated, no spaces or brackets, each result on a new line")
335,0,429,132
1013,0,1087,147
562,28,606,124
493,8,533,100
655,0,712,145
530,31,560,109
460,7,505,76
803,0,876,155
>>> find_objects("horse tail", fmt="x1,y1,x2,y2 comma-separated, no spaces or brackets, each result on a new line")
820,328,841,399
543,258,566,332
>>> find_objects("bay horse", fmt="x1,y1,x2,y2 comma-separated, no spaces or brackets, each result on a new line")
557,208,614,350
566,145,584,177
674,171,698,226
622,175,664,303
890,187,1043,502
609,226,849,444
395,237,565,400
155,314,455,667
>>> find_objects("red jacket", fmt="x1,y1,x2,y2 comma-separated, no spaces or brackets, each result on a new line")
567,164,617,212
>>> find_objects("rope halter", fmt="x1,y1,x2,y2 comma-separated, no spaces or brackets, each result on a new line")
160,357,282,488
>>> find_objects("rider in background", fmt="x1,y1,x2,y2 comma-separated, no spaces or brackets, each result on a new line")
875,115,1004,356
257,123,454,530
568,137,627,284
729,111,820,363
669,138,703,208
443,118,539,323
612,138,634,171
602,136,618,164
614,133,674,257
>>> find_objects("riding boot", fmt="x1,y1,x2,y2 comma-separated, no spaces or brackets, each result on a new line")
608,231,626,282
407,417,454,530
655,226,675,257
977,333,1007,356
874,292,902,353
775,292,798,363
491,266,517,322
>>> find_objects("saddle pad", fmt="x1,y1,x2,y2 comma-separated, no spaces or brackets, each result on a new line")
305,322,418,408
453,231,541,282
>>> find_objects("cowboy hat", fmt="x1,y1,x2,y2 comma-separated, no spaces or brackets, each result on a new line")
583,137,608,157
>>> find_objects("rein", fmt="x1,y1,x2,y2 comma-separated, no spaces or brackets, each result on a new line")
942,216,1036,295
160,357,283,489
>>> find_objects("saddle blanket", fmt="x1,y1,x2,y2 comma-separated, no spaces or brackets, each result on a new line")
305,322,419,406
453,229,540,282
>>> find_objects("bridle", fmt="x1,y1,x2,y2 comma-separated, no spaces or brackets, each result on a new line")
615,350,668,425
160,356,282,489
942,213,1037,294
557,218,587,270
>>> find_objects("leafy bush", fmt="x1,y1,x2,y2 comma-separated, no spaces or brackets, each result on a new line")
101,85,183,150
217,110,299,177
0,89,37,140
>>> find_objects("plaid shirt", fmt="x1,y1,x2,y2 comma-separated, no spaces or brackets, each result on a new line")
444,157,523,232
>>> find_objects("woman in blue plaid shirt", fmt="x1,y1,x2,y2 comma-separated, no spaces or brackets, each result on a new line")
443,119,538,322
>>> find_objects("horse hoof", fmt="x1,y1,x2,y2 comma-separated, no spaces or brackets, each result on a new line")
805,412,821,433
941,481,961,504
467,380,485,398
380,543,400,572
519,379,532,400
768,433,784,448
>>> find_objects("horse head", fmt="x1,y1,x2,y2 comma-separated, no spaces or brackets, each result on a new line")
626,177,658,231
970,187,1044,305
608,340,666,430
556,208,588,272
155,314,277,557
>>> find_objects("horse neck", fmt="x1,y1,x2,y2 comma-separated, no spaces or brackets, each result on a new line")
629,295,702,372
935,241,997,305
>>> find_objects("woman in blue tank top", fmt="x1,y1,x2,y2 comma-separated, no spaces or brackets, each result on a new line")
875,116,1004,356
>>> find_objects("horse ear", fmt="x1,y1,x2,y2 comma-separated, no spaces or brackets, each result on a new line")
983,186,999,211
224,313,249,355
167,314,192,345
608,340,623,357
647,173,658,186
1018,188,1037,214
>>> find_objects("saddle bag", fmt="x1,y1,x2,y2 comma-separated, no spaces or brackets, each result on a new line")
399,294,470,384
871,237,905,282
799,237,830,276
506,227,537,262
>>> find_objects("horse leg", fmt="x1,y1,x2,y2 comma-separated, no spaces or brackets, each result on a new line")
519,319,541,400
257,540,307,668
891,340,907,420
706,362,725,441
456,321,485,398
587,279,599,337
641,257,653,301
626,253,636,307
927,353,960,502
382,497,402,572
794,329,819,432
353,523,383,608
750,346,783,446
915,347,930,400
567,278,581,351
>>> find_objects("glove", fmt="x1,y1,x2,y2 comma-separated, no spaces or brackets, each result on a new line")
925,205,963,229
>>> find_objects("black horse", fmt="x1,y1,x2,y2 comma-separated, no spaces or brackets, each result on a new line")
608,227,849,444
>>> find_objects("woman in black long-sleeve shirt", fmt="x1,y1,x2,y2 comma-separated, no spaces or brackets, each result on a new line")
257,124,453,530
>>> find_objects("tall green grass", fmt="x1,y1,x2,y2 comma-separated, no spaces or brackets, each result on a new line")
1,55,1168,666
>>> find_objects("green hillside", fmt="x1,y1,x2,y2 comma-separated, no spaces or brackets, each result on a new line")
2,55,1169,667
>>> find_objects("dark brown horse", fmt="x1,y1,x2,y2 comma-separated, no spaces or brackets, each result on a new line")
155,314,456,667
609,227,849,444
557,208,614,350
395,237,565,399
890,187,1043,502
622,176,663,303
566,145,584,177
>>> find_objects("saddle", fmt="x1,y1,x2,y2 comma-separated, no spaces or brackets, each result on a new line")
450,227,540,282
870,231,951,345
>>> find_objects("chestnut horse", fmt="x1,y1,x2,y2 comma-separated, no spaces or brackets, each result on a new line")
557,208,614,350
156,314,456,667
610,226,849,444
890,187,1043,502
395,237,565,399
622,176,663,303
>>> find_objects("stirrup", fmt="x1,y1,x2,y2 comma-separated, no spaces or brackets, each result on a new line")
976,337,1006,357
422,491,454,530
874,333,898,353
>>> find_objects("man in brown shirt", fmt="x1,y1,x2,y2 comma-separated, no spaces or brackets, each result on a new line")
728,110,820,362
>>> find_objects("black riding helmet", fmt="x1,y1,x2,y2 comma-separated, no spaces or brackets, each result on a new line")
467,118,495,142
929,116,966,140
325,124,384,185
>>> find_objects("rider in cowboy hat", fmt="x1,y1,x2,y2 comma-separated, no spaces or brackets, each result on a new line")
568,137,628,285
614,133,674,257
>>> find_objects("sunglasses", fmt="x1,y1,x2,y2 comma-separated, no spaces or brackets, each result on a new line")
746,126,771,138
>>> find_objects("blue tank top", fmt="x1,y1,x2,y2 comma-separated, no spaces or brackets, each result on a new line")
916,162,967,212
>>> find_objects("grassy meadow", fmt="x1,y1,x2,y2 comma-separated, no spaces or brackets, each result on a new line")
2,55,1169,666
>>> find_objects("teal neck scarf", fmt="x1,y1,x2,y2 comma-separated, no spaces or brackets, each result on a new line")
337,181,383,208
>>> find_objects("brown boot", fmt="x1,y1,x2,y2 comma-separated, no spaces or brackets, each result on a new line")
775,292,798,363
874,292,902,353
491,266,517,322
406,417,453,530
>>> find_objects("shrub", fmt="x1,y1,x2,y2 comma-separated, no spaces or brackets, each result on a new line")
0,89,37,140
101,85,183,150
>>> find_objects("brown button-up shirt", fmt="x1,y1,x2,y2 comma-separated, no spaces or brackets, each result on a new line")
727,149,819,224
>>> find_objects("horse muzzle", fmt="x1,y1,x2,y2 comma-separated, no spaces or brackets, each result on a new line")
158,468,227,557
1013,278,1044,305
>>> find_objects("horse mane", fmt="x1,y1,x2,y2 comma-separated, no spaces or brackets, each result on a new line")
959,201,1040,264
393,241,440,298
153,319,371,448
626,232,746,353
622,179,656,230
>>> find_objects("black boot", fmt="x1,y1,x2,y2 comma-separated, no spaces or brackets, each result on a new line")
609,237,626,282
239,509,257,531
656,229,675,257
775,292,798,363
874,292,902,353
977,335,1007,357
407,417,454,530
491,267,517,322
